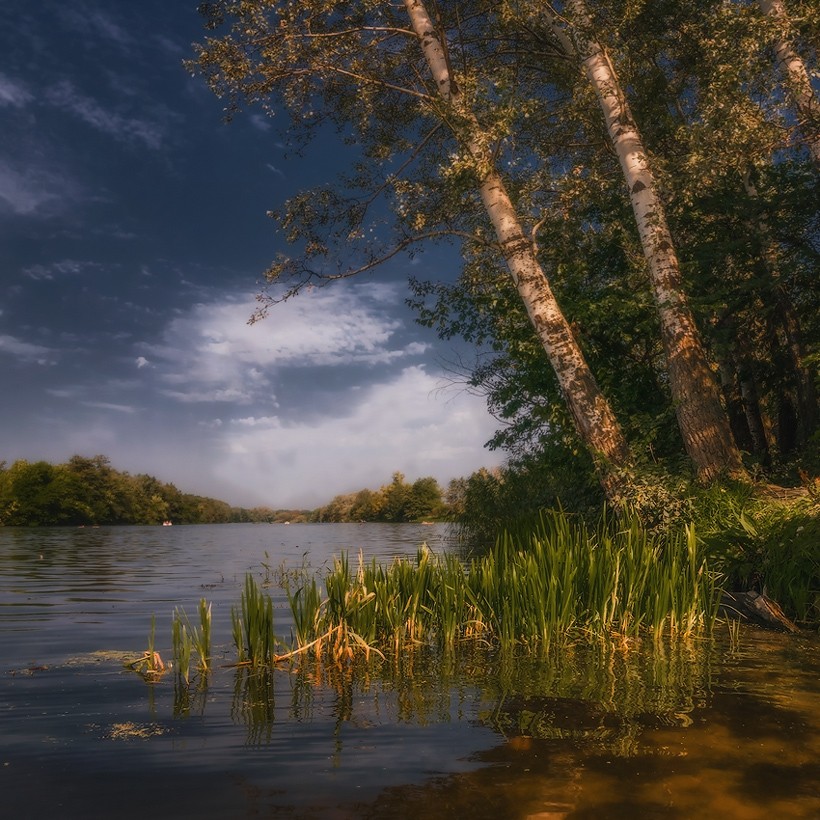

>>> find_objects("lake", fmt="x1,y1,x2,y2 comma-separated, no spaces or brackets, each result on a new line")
1,523,819,819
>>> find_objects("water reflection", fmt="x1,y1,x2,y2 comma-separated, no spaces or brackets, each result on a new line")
353,633,820,820
173,674,209,720
198,633,820,818
2,525,819,819
229,666,276,744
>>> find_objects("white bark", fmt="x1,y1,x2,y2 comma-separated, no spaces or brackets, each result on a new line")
555,0,745,481
403,0,630,482
759,0,820,164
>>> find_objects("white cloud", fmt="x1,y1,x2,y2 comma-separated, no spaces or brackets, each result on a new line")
206,365,503,507
0,161,68,216
148,286,429,405
57,5,134,50
135,356,149,369
22,259,91,280
163,386,257,404
250,113,273,131
81,401,137,414
230,416,280,427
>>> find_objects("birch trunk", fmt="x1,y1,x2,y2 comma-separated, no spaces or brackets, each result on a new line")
759,0,820,164
403,0,630,497
557,0,746,483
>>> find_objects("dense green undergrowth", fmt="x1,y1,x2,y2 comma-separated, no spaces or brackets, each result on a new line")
458,472,820,627
691,485,820,624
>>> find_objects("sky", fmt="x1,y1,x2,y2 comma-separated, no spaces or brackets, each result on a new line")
0,1,504,509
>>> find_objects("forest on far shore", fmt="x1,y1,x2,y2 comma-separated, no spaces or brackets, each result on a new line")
0,456,454,527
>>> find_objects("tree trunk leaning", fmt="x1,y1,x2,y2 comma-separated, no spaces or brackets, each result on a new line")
560,0,747,483
403,0,631,501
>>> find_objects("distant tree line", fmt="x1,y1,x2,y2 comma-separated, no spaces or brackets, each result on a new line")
0,456,454,527
0,456,308,527
311,472,448,523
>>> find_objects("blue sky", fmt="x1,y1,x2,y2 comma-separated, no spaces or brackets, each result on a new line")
0,1,503,508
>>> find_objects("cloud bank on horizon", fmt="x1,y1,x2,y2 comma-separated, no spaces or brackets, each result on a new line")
0,1,504,508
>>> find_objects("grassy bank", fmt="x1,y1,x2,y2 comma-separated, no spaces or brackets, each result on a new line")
689,483,820,626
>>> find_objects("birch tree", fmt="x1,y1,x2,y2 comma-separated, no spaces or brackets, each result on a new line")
758,0,820,163
190,0,631,498
536,0,747,482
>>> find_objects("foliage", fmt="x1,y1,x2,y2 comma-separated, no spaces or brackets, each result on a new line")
188,0,818,507
172,598,212,685
312,472,446,522
126,615,167,681
453,463,820,624
0,455,302,526
687,482,820,623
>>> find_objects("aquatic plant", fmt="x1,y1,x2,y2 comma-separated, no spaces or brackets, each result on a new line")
232,573,277,665
172,610,193,684
171,598,212,684
127,614,167,681
284,510,719,660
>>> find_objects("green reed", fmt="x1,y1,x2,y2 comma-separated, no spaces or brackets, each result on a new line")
284,510,719,660
172,598,212,684
172,611,193,683
232,573,276,665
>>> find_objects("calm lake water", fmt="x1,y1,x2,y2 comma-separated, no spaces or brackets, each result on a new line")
1,523,819,819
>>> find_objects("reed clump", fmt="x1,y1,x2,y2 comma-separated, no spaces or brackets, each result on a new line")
284,510,719,660
232,573,278,665
172,597,212,684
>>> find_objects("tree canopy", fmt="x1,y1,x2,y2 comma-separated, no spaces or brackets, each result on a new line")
0,456,304,527
189,0,819,502
312,472,447,522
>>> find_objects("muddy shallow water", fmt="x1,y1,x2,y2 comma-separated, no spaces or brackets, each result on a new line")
1,524,818,819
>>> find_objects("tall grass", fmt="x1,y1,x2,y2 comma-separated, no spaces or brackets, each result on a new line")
232,573,277,665
284,510,719,660
172,597,212,684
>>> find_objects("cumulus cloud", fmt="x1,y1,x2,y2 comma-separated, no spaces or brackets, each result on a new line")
147,285,429,405
206,365,502,507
